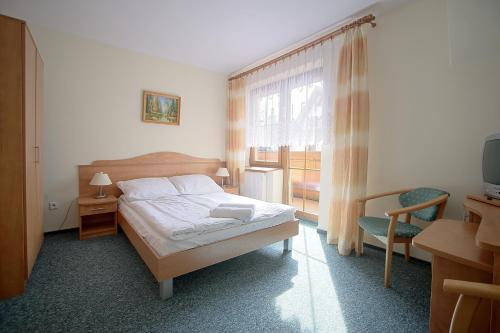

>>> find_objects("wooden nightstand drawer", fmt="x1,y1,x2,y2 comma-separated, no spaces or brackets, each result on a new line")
78,195,118,240
79,202,117,216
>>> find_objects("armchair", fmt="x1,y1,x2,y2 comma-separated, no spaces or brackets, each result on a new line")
444,279,500,333
356,187,449,287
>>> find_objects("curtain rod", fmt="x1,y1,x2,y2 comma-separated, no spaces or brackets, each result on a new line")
228,14,376,81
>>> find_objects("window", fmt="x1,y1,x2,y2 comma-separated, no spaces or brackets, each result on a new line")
253,146,279,163
253,92,280,148
289,145,321,220
246,68,327,150
249,146,282,167
245,60,329,221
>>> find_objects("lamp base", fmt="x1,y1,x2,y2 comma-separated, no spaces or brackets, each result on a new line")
95,186,107,199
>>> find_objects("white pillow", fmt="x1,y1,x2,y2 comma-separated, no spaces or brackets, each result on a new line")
169,174,223,195
116,177,179,201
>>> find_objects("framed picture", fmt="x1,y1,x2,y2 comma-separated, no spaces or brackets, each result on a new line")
142,90,181,125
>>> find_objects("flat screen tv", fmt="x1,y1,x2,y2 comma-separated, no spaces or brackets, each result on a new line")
483,133,500,199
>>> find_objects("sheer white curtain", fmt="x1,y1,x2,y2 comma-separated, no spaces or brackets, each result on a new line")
245,38,340,149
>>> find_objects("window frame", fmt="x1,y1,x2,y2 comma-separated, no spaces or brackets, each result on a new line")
249,146,283,168
288,145,321,222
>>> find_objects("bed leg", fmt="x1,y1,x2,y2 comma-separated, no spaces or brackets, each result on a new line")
159,279,173,300
283,238,293,252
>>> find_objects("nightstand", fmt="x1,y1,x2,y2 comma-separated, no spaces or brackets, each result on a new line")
223,185,239,195
78,195,118,240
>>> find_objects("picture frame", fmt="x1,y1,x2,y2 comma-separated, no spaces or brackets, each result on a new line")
142,90,181,125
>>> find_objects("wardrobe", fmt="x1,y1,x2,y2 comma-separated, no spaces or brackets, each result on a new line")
0,14,44,299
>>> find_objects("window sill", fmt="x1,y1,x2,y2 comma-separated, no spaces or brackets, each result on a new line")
245,166,282,173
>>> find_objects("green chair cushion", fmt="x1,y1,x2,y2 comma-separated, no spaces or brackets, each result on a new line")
358,216,422,238
399,187,449,221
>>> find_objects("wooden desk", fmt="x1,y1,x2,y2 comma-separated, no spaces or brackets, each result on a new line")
465,195,500,333
465,195,500,253
413,196,500,333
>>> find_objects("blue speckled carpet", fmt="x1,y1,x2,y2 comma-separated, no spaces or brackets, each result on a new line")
0,221,431,333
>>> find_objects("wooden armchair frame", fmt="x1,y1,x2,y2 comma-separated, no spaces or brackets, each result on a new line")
356,188,449,287
444,279,500,333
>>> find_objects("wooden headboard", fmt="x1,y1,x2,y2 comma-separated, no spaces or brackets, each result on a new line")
79,152,222,197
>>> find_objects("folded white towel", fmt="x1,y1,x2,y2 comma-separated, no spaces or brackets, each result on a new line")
218,203,256,220
210,207,254,222
219,203,256,210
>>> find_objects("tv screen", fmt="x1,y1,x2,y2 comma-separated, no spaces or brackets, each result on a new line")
483,139,500,185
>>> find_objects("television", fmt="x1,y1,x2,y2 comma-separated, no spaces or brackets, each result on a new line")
483,133,500,199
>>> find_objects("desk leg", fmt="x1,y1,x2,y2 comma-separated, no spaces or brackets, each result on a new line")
492,254,500,333
466,209,482,223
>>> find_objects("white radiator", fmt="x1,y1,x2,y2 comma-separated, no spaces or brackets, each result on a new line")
241,168,283,203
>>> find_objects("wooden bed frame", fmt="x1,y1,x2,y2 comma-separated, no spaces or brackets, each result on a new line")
79,152,299,299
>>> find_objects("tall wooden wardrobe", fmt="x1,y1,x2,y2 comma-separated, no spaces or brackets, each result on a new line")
0,14,44,299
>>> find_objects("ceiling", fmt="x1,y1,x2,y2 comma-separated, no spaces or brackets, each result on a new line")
0,0,405,74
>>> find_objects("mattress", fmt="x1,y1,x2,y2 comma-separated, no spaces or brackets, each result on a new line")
118,193,296,257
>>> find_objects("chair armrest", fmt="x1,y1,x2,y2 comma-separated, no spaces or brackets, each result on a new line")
357,188,414,203
385,194,449,217
444,279,500,301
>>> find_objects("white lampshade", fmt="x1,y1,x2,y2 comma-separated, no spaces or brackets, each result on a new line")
89,172,112,186
216,167,229,177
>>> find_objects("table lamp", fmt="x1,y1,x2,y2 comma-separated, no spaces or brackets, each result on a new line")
216,167,229,187
89,172,112,198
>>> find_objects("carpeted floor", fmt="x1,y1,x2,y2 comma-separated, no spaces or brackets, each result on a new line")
0,220,431,333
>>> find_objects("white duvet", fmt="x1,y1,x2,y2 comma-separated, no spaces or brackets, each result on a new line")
182,192,295,222
124,193,295,241
126,196,237,240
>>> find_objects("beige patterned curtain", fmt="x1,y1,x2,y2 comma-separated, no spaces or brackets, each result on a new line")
327,26,369,255
226,78,246,186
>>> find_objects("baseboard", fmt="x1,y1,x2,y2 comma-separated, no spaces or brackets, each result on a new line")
363,243,430,264
313,226,431,263
44,227,78,235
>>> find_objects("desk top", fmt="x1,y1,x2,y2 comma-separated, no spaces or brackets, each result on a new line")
413,219,493,272
464,195,500,253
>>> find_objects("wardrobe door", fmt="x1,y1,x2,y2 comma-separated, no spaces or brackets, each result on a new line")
0,16,25,299
34,50,44,264
24,26,38,277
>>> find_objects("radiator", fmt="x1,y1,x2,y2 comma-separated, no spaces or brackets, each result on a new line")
241,168,283,203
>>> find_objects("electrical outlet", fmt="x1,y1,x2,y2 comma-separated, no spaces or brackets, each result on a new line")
48,201,58,210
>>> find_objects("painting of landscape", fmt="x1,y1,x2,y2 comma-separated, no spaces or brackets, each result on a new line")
142,91,180,125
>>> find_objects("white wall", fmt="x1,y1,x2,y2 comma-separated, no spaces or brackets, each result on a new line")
319,0,500,260
30,26,228,232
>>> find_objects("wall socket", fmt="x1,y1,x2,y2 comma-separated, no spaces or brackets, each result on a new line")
48,201,58,210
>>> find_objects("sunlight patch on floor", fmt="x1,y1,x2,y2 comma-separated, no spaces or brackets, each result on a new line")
275,223,347,333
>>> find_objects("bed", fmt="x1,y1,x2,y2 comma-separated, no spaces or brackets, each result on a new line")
79,152,299,299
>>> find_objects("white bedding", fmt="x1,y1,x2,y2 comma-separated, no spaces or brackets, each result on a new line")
125,196,237,240
182,192,293,222
119,193,295,256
